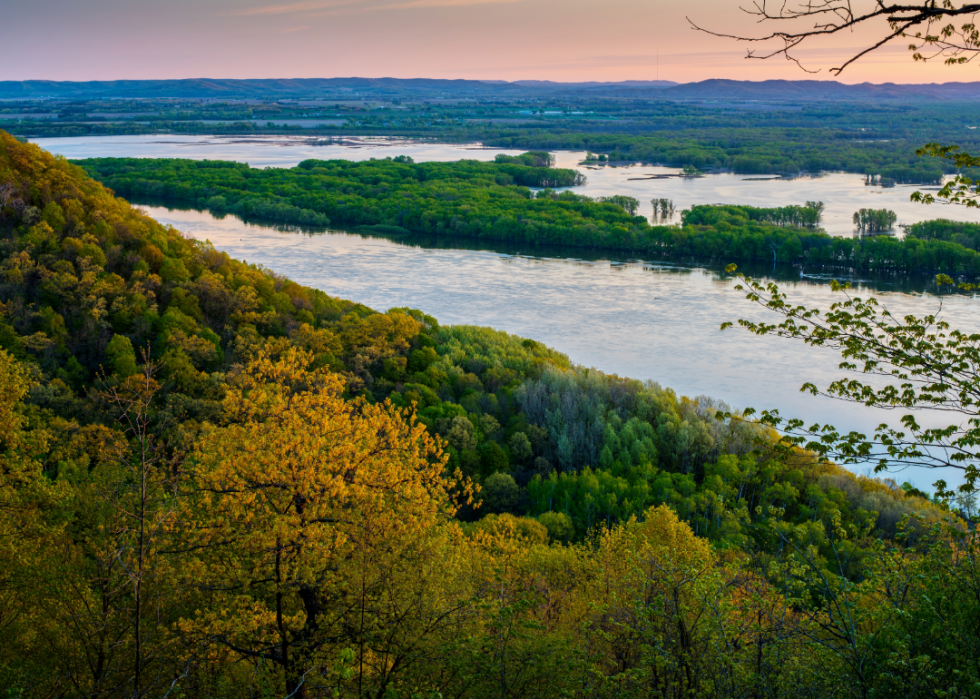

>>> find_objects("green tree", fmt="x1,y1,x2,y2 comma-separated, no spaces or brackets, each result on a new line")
509,432,533,464
482,472,521,514
722,265,980,496
106,334,137,378
536,511,574,543
852,208,897,234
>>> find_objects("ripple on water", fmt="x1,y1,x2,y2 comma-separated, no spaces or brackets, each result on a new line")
148,205,980,491
34,134,980,236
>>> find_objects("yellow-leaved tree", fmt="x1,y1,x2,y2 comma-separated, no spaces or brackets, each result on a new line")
589,505,723,697
179,345,464,698
0,349,68,691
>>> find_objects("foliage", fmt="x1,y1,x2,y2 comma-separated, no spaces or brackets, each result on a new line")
76,154,588,234
914,143,980,214
0,132,976,699
5,95,971,185
723,265,980,498
676,204,980,275
77,156,980,278
852,208,897,234
485,127,952,183
904,218,980,251
181,346,458,695
597,195,640,215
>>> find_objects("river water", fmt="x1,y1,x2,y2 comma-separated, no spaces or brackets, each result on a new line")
34,134,980,236
33,134,980,490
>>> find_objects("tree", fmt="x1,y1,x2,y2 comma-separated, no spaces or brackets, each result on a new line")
599,195,641,216
692,0,980,74
482,472,521,513
536,511,574,543
180,346,462,698
0,350,64,692
722,266,980,496
106,334,137,379
589,506,724,697
912,144,980,211
96,357,184,699
700,9,980,497
852,208,898,234
509,432,533,466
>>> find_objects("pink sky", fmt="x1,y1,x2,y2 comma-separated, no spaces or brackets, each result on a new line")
2,0,974,84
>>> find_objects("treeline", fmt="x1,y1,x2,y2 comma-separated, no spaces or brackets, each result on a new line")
482,129,952,182
676,204,980,275
905,218,980,249
76,154,641,238
0,119,310,138
1,130,977,699
8,95,976,182
684,200,824,228
78,156,980,277
40,123,951,182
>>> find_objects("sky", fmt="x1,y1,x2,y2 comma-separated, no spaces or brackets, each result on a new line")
2,0,975,84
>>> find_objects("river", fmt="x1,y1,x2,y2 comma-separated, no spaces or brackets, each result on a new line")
144,205,975,492
33,134,980,236
32,134,980,490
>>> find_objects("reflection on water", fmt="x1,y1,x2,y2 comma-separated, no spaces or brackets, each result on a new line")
147,204,979,490
35,134,980,236
28,135,980,490
33,134,522,168
134,196,954,296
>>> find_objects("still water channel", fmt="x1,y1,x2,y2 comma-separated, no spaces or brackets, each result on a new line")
34,134,980,235
33,134,980,490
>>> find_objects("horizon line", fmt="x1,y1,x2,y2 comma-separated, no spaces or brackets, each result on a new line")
5,76,980,87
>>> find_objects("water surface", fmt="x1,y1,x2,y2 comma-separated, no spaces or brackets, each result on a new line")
148,205,979,491
35,134,979,236
29,134,980,490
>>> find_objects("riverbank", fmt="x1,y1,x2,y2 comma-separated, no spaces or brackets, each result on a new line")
78,154,980,279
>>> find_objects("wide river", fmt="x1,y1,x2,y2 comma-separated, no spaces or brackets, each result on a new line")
36,133,980,236
34,135,980,490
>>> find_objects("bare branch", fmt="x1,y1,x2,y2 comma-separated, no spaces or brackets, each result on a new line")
691,1,980,74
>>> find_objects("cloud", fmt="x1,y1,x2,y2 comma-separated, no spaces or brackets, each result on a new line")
380,0,524,8
227,0,519,17
303,0,524,16
225,0,358,16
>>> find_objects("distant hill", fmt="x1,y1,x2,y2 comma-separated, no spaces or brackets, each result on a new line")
2,77,980,101
658,79,980,101
510,80,678,89
0,77,679,100
0,77,515,100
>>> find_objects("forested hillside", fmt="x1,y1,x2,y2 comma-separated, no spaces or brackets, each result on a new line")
2,131,979,699
79,155,980,277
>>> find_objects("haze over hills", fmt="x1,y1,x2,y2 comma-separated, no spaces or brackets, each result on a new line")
0,77,679,100
660,79,980,101
508,80,678,89
0,78,514,100
4,76,980,101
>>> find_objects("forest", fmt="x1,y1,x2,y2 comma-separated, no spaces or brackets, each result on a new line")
5,94,978,181
77,154,980,278
905,218,980,248
3,131,980,699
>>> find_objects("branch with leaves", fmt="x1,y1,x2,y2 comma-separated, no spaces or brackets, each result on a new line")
913,142,980,210
721,265,980,497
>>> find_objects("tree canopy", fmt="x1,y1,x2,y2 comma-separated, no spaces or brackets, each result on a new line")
2,131,980,699
77,156,980,278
